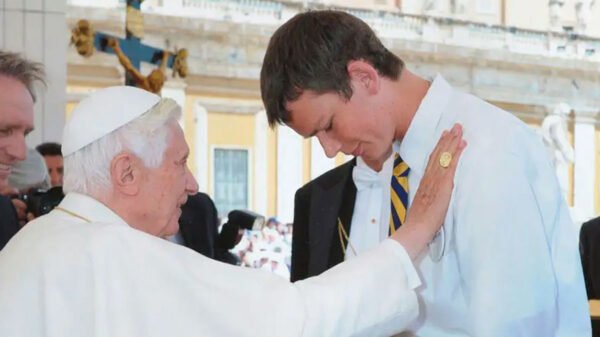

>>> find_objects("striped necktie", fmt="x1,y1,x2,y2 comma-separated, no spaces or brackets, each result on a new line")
390,153,410,234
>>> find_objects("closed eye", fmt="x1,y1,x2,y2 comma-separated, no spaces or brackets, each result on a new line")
179,154,189,166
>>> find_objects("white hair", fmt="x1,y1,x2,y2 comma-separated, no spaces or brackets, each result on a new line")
63,98,182,196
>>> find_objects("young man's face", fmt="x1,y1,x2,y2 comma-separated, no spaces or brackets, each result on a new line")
0,76,34,186
43,155,63,187
285,87,396,166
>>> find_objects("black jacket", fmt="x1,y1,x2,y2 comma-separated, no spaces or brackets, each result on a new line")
0,195,20,250
291,159,356,282
178,192,237,264
580,216,600,336
581,216,600,299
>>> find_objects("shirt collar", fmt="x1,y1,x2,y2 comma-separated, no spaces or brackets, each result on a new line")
353,153,394,191
398,74,453,176
356,153,394,181
56,192,129,226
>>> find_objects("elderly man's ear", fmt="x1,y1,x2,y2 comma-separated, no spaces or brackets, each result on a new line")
110,153,142,196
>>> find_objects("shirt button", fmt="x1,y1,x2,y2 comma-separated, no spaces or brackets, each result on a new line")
371,219,376,224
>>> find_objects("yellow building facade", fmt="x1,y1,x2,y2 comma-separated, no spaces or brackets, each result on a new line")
65,0,600,224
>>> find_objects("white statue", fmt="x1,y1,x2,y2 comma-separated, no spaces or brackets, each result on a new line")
542,102,574,199
549,0,565,31
575,0,595,34
423,0,451,15
452,0,468,14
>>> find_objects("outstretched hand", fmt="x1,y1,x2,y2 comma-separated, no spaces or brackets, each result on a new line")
392,123,467,259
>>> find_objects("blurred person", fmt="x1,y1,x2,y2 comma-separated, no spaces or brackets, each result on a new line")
8,148,50,192
0,51,44,249
580,215,600,336
260,10,589,336
7,148,50,226
0,85,465,337
175,191,239,264
36,142,63,187
265,217,278,229
0,196,19,250
581,215,600,299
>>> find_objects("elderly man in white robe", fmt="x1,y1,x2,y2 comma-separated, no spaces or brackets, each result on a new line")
0,86,465,337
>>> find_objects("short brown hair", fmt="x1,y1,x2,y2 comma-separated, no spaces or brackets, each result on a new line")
0,51,46,102
260,10,403,127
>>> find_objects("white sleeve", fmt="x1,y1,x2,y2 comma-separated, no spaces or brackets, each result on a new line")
454,149,590,337
294,239,421,337
88,228,422,337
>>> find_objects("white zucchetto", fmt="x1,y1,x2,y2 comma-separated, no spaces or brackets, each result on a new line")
62,86,161,157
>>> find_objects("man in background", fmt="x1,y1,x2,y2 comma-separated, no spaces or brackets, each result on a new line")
580,215,600,336
0,51,44,249
36,142,63,187
175,191,239,264
8,148,50,192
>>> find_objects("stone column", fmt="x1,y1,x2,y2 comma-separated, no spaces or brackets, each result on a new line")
254,110,268,217
573,110,598,223
423,0,451,15
276,126,303,223
1,0,67,146
193,102,208,194
162,0,183,14
161,80,187,130
310,137,335,180
575,0,594,35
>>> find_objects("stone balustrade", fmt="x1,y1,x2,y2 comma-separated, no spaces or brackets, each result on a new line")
67,0,600,62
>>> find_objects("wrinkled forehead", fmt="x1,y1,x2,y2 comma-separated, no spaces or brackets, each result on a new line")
0,76,35,112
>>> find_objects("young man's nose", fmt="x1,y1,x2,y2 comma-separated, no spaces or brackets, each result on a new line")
316,132,341,158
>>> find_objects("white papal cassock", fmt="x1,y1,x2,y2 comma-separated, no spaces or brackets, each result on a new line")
0,192,422,337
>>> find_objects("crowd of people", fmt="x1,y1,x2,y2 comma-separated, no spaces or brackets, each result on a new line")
232,218,293,279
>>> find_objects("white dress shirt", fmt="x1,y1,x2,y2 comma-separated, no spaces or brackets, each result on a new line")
347,154,394,259
0,192,423,337
348,74,590,336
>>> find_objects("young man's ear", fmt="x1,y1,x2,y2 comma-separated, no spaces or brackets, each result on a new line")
110,152,141,196
347,60,380,95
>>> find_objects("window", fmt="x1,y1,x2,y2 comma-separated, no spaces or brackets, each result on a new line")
213,148,249,217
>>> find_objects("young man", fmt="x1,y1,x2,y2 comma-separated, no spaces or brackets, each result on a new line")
260,10,590,336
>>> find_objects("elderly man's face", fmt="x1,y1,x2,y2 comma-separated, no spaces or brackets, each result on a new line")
139,122,198,237
0,76,34,187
